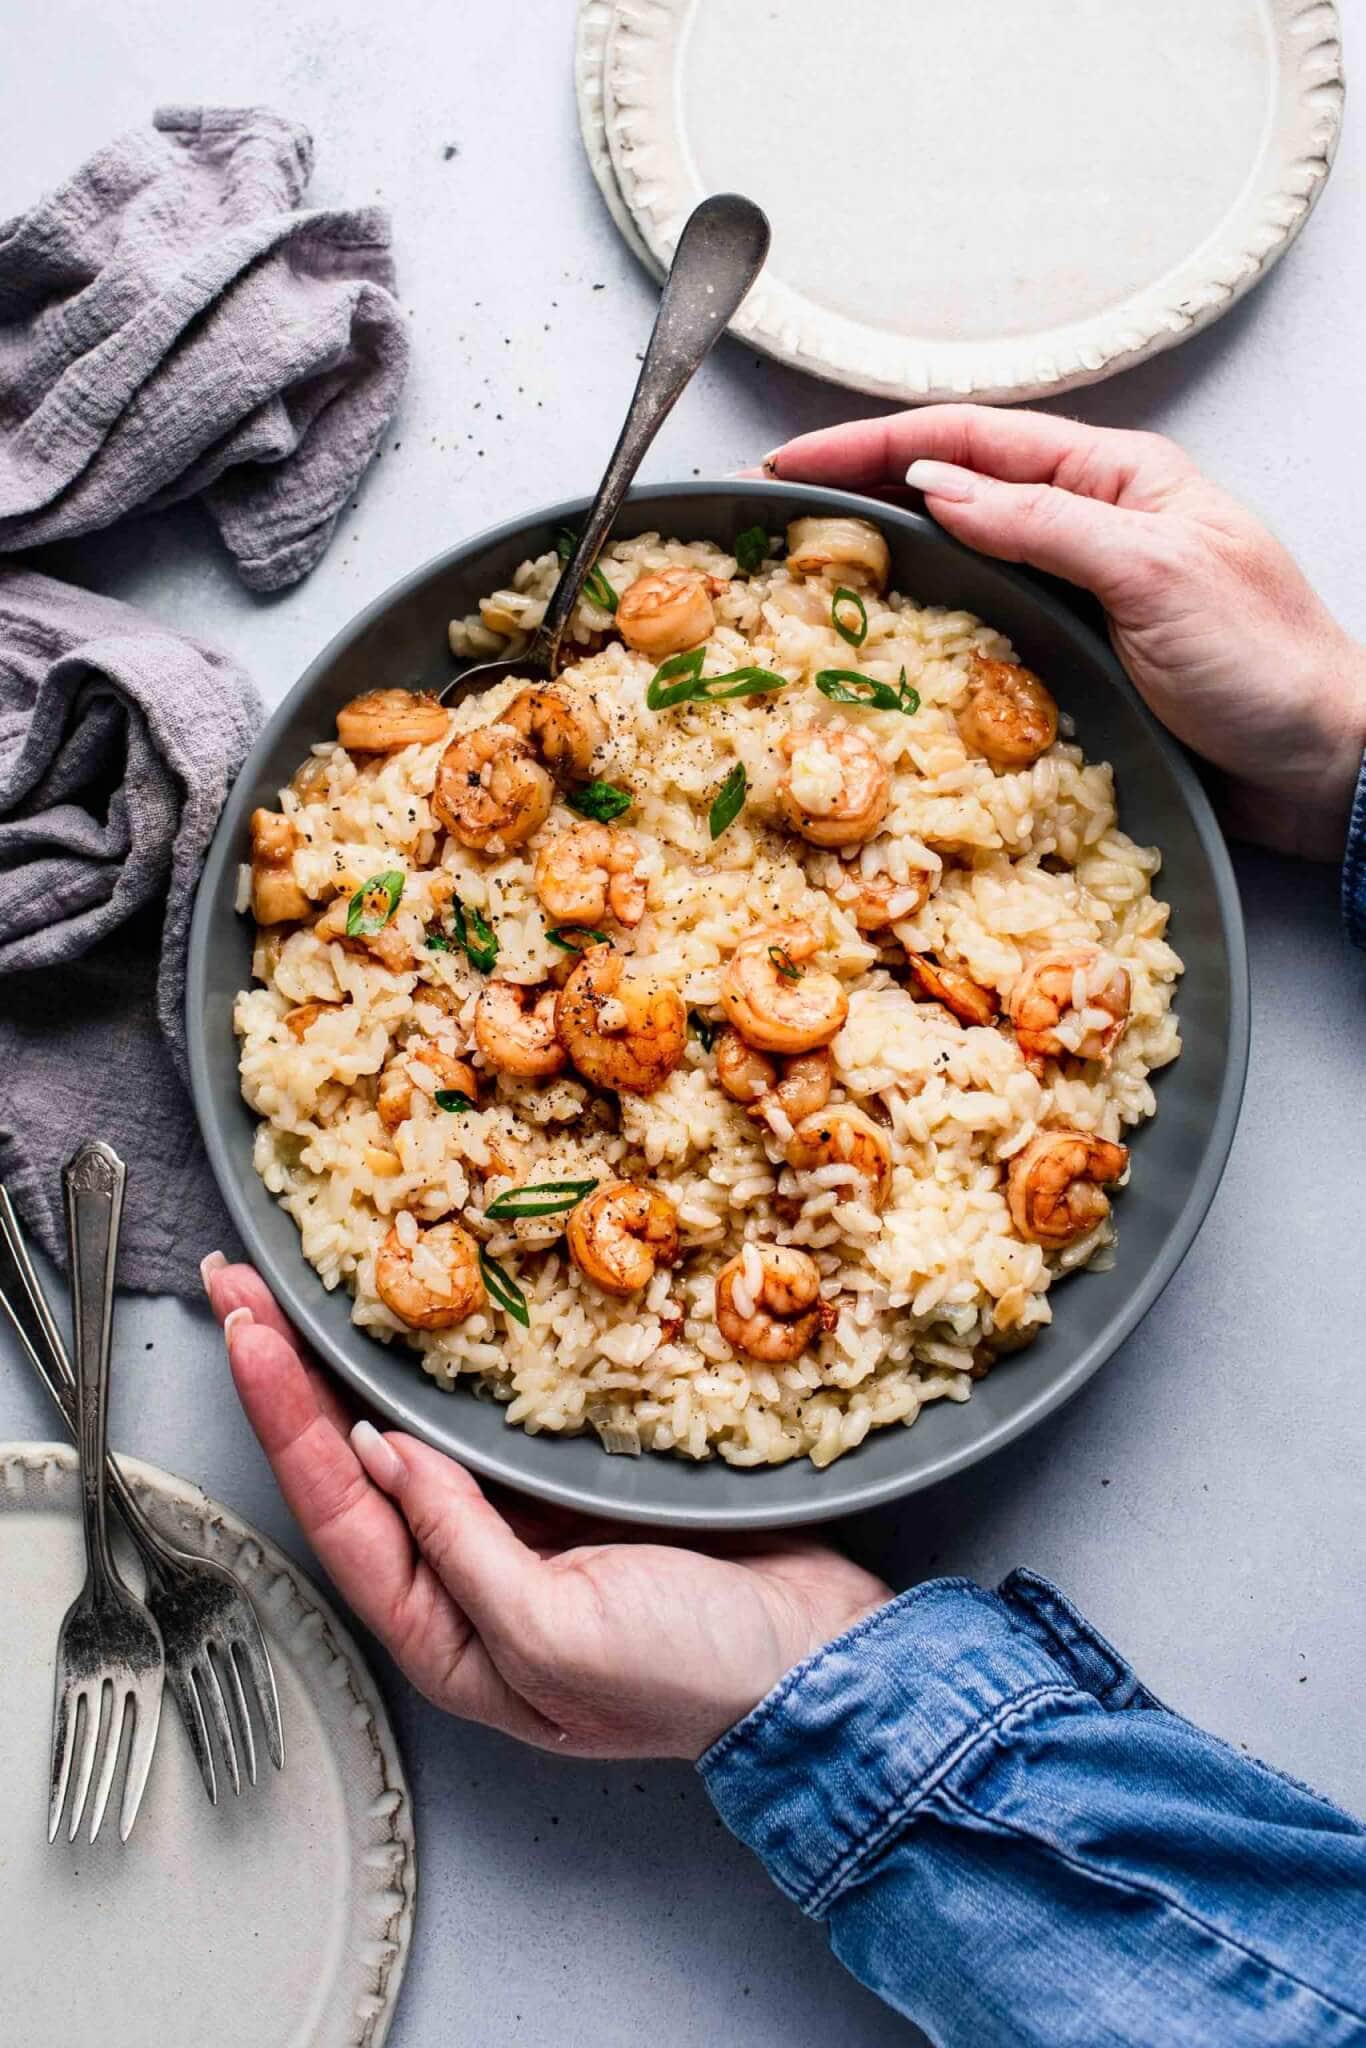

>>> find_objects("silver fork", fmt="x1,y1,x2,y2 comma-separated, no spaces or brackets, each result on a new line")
0,1183,284,1806
47,1142,165,1841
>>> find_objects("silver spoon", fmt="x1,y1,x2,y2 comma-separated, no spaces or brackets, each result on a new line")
439,191,770,705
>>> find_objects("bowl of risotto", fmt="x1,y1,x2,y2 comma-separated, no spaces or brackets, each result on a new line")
187,483,1247,1528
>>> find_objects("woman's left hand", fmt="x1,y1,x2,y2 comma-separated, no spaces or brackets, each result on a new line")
204,1260,891,1759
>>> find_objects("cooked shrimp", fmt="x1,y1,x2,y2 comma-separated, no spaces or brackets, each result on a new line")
534,823,647,927
375,1217,486,1329
567,1181,679,1297
377,1045,478,1130
720,923,848,1055
715,1244,825,1363
433,724,553,852
555,945,687,1095
714,1029,832,1126
283,1000,346,1041
957,656,1058,771
825,864,937,930
503,686,608,782
617,566,718,658
906,953,1000,1028
249,809,310,925
784,515,890,592
785,1106,894,1210
778,726,890,848
1007,1130,1129,1248
313,892,412,973
336,687,449,754
1008,948,1131,1072
473,981,567,1078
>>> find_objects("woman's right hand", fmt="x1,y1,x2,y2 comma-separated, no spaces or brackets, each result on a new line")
763,407,1366,861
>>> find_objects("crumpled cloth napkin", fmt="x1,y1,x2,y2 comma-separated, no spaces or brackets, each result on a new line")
0,105,408,591
0,569,261,1292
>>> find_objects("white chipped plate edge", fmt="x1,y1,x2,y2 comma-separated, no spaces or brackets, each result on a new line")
588,0,1345,406
0,1441,416,2048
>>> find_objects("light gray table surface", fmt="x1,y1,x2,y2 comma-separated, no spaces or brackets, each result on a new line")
2,7,1363,2044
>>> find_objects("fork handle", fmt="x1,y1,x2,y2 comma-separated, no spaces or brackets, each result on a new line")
62,1142,126,1588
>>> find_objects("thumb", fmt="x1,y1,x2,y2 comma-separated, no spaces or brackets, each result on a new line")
905,458,1156,609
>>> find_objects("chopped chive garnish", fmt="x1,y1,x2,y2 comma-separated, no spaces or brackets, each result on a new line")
734,525,770,576
345,870,405,937
689,1009,717,1051
695,665,788,700
478,1245,530,1326
709,761,747,840
424,931,453,953
555,528,618,614
485,1178,599,1220
814,666,921,715
645,647,707,709
769,945,802,981
547,924,610,953
450,897,498,973
831,586,868,648
435,1089,474,1112
566,779,633,822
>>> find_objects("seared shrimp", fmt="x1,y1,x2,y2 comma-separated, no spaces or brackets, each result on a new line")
785,1106,894,1210
778,726,890,848
617,567,718,658
313,893,412,973
720,923,849,1055
715,1244,826,1363
714,1029,832,1126
906,953,1000,1028
375,1217,486,1329
377,1045,478,1130
503,685,607,782
474,981,567,1078
1006,1130,1128,1248
1008,948,1131,1072
434,724,553,852
534,823,647,927
283,999,346,1041
785,515,890,592
825,865,936,930
336,687,448,754
957,656,1058,771
566,1181,679,1297
556,945,686,1095
249,809,310,925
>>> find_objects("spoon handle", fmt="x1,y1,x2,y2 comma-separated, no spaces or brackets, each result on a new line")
62,1140,126,1588
537,192,770,672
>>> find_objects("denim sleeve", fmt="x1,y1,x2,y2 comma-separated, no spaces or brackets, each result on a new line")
700,1572,1366,2047
1342,746,1366,950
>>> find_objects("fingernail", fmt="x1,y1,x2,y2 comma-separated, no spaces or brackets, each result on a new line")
760,449,782,477
905,459,978,502
200,1250,227,1294
223,1305,253,1345
351,1419,404,1490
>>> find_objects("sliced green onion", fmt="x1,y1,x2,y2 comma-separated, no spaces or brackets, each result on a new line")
555,527,618,614
546,925,610,953
734,525,770,576
645,647,706,710
478,1245,530,1327
814,666,921,715
485,1178,599,1220
435,1089,474,1112
345,870,405,937
769,944,802,981
831,586,868,648
566,779,633,823
694,665,789,701
451,898,498,973
709,761,747,840
424,931,453,953
689,1009,717,1052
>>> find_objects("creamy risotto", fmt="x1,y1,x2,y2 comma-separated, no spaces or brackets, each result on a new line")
234,515,1182,1469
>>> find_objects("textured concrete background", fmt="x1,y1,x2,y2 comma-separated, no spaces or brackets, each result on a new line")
1,6,1363,2043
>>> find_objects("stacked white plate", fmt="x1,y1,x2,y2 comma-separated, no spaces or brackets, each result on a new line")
576,0,1344,406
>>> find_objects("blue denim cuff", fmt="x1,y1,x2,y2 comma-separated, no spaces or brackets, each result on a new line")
1342,745,1366,950
698,1576,1084,1917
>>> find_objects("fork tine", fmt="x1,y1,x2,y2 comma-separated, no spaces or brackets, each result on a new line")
199,1654,241,1797
88,1686,129,1843
225,1643,258,1786
231,1615,285,1772
166,1662,217,1805
118,1684,162,1842
67,1684,102,1843
48,1685,77,1843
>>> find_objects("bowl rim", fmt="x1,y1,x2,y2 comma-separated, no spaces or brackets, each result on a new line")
187,479,1250,1528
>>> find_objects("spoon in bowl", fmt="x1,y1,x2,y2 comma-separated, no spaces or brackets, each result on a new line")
439,191,770,705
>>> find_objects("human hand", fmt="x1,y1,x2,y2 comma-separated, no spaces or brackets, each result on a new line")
764,406,1366,860
203,1260,890,1759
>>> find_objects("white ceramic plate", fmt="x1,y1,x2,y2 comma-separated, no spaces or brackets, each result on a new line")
0,1444,415,2048
587,0,1344,406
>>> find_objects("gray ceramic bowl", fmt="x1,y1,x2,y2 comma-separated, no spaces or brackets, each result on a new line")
187,482,1248,1529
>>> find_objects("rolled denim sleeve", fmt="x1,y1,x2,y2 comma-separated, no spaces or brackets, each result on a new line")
1342,746,1366,950
700,1573,1366,2046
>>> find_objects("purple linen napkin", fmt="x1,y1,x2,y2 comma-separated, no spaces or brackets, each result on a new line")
0,569,261,1292
0,105,408,592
